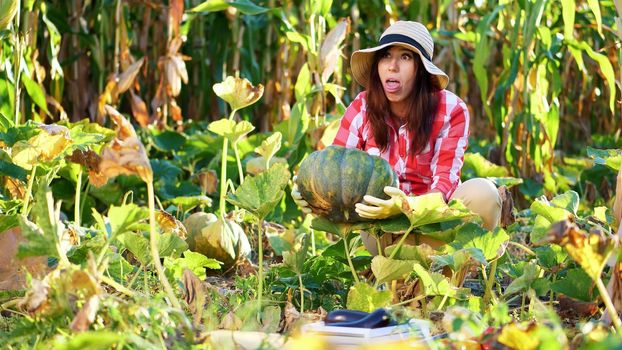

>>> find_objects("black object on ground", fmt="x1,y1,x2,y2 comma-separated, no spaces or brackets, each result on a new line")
326,308,396,329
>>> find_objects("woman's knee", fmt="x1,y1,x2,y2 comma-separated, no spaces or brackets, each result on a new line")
452,178,501,230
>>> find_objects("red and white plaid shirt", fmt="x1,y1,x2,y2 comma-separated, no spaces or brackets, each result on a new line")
333,90,470,200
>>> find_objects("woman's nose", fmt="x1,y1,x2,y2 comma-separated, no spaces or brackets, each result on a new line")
388,58,399,71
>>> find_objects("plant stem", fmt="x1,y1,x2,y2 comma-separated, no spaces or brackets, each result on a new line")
101,275,136,297
388,227,415,260
508,241,536,256
257,218,264,314
218,109,238,216
233,142,244,185
520,292,526,319
483,259,498,307
12,0,22,125
22,165,37,215
298,273,304,313
219,137,230,215
147,179,181,309
310,228,316,256
595,277,622,333
74,169,82,227
342,230,359,283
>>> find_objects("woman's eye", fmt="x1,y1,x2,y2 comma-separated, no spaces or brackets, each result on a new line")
402,54,412,60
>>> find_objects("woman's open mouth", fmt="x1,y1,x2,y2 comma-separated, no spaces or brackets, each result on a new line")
383,79,401,93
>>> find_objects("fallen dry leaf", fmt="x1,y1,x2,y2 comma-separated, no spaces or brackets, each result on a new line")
0,227,48,291
70,295,100,332
94,105,153,186
181,268,205,326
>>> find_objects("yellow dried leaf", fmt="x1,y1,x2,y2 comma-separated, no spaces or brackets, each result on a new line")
96,105,152,185
12,124,72,169
156,210,187,239
497,323,539,350
197,169,218,194
70,295,100,332
213,76,264,112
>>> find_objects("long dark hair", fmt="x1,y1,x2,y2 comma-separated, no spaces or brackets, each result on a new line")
366,47,441,157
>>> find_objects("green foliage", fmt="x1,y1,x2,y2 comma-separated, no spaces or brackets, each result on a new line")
346,282,392,312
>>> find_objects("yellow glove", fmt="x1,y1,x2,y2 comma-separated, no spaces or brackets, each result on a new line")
291,176,312,214
355,186,405,219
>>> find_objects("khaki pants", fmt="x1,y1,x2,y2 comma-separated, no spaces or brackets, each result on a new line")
360,178,502,256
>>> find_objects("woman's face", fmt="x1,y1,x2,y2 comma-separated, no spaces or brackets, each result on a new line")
377,46,417,107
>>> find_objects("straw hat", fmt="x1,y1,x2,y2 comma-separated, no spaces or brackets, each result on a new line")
350,21,448,89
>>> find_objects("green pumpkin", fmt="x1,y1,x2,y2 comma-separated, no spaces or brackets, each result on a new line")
295,145,398,223
183,212,251,269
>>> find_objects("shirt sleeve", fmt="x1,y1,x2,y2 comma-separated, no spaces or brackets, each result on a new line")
429,98,470,200
332,93,366,149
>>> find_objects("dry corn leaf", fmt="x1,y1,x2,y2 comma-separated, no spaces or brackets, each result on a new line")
213,76,264,112
319,18,350,83
170,99,183,122
169,0,184,36
613,164,622,226
117,57,145,94
129,90,150,127
95,105,152,186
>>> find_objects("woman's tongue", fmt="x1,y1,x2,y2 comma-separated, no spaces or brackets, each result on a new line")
384,80,401,93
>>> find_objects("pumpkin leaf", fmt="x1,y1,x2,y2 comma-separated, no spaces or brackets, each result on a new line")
346,282,392,312
394,192,473,229
254,132,282,169
117,233,150,265
534,245,567,270
157,232,188,259
0,158,27,181
208,119,235,137
587,147,621,171
152,130,187,152
371,255,415,284
226,162,290,219
504,261,542,296
385,241,435,265
549,191,579,215
432,248,488,272
551,268,597,302
283,232,310,275
412,263,457,297
213,76,263,112
164,251,222,280
462,152,509,178
447,224,509,260
107,203,148,239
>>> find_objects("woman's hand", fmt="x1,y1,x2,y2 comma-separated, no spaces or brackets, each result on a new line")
291,176,312,214
355,186,405,219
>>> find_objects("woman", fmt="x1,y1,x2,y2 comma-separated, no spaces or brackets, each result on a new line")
293,21,502,255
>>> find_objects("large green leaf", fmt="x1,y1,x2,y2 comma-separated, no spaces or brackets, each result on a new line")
0,214,19,232
17,215,57,258
587,147,621,171
550,268,597,302
412,263,457,297
549,191,579,215
432,248,487,272
504,261,542,296
108,204,148,239
164,251,222,280
346,282,392,312
385,243,435,269
371,255,415,284
21,74,48,113
560,0,575,39
0,158,27,181
448,224,509,260
157,232,188,259
117,233,150,265
283,233,310,274
530,200,572,224
463,153,509,178
54,331,125,350
534,245,567,270
152,130,187,152
226,162,290,219
391,192,473,229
